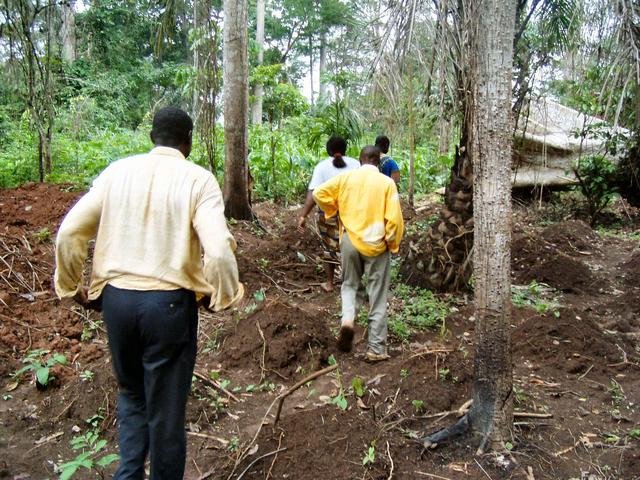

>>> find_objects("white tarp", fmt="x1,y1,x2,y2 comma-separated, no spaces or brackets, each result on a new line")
513,97,628,187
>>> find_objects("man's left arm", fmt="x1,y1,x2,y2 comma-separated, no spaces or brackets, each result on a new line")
54,183,104,299
193,176,244,311
384,182,404,253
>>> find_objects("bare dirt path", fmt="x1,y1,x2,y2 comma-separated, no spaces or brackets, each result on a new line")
0,184,638,480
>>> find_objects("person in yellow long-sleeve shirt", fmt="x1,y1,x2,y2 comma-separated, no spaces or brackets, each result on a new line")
313,145,404,362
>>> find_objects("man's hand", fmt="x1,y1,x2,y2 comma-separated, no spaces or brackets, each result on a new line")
297,215,306,232
73,286,89,307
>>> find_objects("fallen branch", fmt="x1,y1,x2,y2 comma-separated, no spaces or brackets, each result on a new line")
187,431,229,446
386,441,394,480
403,348,453,363
415,472,453,480
274,364,338,424
256,320,267,382
193,371,241,403
513,412,552,419
235,448,288,480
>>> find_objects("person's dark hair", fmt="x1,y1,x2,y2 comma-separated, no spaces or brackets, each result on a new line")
150,107,193,147
326,135,348,168
360,145,381,166
375,135,390,154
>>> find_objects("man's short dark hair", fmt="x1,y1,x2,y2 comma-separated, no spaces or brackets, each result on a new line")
375,135,390,154
151,107,193,147
360,145,381,166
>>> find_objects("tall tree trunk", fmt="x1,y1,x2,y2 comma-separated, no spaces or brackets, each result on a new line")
319,31,327,100
223,0,253,219
308,35,314,105
467,0,516,450
407,59,415,207
251,0,265,125
422,0,516,453
60,0,76,62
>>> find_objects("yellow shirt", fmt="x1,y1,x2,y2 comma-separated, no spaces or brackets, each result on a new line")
54,146,244,311
313,164,404,256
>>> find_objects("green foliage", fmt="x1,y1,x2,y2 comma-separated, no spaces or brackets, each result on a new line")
12,349,67,387
362,442,375,466
56,430,118,480
511,281,561,315
573,155,618,225
388,284,450,341
351,377,365,398
411,399,424,412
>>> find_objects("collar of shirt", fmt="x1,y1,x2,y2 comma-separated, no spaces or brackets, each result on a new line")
361,164,378,171
150,146,186,159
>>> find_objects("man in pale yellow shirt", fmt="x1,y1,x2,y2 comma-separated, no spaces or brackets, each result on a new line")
313,145,404,362
54,107,243,479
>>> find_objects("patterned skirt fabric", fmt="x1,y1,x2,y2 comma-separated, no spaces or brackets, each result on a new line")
316,210,341,264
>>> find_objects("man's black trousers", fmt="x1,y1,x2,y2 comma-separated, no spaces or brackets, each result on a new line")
102,284,198,480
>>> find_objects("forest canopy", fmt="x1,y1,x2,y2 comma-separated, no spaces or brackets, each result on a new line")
0,0,638,203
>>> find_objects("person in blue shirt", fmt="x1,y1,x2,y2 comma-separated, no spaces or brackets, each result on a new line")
375,135,400,185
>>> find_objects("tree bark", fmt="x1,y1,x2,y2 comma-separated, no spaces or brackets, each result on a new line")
223,0,253,219
466,0,516,450
319,30,327,100
60,0,76,63
422,0,516,453
251,0,265,125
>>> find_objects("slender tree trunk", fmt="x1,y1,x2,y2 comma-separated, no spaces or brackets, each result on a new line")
467,0,516,451
251,0,265,125
309,35,314,105
223,0,253,219
60,0,76,62
319,31,327,100
407,59,415,206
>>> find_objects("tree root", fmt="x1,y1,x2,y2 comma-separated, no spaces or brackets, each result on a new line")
420,413,470,449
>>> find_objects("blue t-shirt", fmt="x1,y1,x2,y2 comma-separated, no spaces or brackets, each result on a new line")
380,156,399,177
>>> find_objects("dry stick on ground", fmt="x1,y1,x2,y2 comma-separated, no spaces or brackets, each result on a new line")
226,363,340,480
265,430,284,480
415,472,453,480
256,319,267,382
403,348,453,363
193,371,241,402
386,441,394,480
235,448,288,480
274,364,339,424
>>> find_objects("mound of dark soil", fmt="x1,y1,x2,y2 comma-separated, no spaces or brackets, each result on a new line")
512,220,605,293
540,220,601,255
514,252,596,293
512,310,625,375
620,251,640,286
0,182,81,231
220,301,332,377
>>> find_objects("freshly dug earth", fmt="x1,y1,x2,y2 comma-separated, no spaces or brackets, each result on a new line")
0,185,639,480
220,300,332,377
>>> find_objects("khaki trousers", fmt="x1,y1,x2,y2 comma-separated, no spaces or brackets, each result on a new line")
340,233,391,354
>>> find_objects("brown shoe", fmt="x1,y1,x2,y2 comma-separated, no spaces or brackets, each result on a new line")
365,351,390,363
336,325,354,352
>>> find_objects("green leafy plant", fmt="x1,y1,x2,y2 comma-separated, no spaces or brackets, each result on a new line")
512,281,560,315
12,349,67,387
351,377,365,398
328,355,348,411
388,284,450,341
362,442,376,466
56,431,119,480
80,370,94,382
411,399,425,412
573,154,617,226
34,227,52,243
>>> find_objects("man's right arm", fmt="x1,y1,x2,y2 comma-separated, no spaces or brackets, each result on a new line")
193,176,244,311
